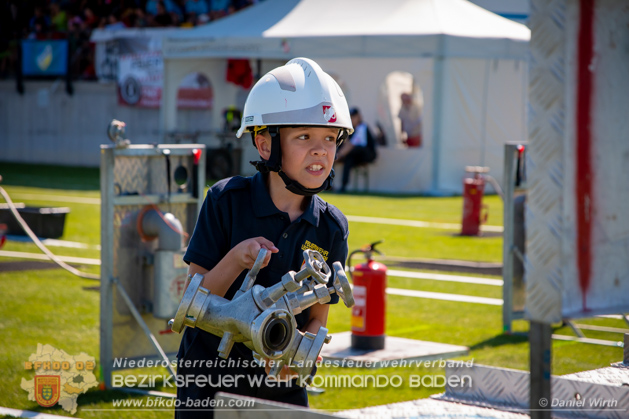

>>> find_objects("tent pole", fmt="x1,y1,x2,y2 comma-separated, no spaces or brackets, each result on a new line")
160,58,178,143
431,36,446,193
480,60,490,168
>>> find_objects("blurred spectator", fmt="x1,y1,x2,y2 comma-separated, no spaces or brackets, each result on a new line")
1,0,256,80
152,1,175,27
210,0,231,19
185,0,209,16
0,1,13,78
118,7,146,28
29,7,51,35
50,3,68,32
146,0,183,21
104,8,126,30
83,7,101,29
398,92,423,147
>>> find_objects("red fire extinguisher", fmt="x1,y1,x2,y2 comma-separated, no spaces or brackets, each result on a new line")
349,240,387,350
461,166,489,236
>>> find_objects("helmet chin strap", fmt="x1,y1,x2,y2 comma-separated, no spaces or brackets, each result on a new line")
249,126,336,196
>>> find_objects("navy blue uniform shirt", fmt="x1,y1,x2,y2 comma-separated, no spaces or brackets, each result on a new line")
183,171,347,313
175,172,348,417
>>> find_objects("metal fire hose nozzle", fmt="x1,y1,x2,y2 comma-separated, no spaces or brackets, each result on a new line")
169,249,334,359
169,271,297,360
169,249,299,360
169,248,355,385
256,260,355,385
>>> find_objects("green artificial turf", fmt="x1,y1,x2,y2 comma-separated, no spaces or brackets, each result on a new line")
0,163,624,417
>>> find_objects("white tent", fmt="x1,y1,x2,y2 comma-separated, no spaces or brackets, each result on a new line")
161,0,529,194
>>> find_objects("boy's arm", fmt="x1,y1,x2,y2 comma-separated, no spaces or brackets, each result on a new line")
185,237,278,298
303,302,330,333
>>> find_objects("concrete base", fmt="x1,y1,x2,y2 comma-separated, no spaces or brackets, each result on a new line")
320,332,469,368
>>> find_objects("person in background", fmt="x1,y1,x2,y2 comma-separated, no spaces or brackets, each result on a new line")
184,0,209,17
335,107,377,193
146,0,183,21
398,92,422,147
104,8,126,30
28,6,51,37
209,0,231,20
152,1,174,26
50,3,68,33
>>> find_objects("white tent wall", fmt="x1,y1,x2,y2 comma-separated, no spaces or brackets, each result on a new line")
438,58,527,193
440,58,484,194
315,57,434,193
483,58,528,188
158,0,530,194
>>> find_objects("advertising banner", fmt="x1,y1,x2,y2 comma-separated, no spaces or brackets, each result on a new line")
117,51,212,109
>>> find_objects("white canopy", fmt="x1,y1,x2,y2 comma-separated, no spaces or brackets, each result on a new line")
159,0,530,194
163,0,528,59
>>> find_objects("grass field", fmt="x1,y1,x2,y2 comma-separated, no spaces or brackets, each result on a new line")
0,162,625,418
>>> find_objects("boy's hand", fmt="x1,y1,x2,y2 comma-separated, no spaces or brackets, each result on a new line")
263,359,298,382
231,237,279,270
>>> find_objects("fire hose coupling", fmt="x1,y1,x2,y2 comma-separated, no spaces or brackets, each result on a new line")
169,273,208,333
168,248,354,378
169,270,298,360
253,326,332,385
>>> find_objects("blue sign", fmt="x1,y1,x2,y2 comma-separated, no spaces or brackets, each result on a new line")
22,40,68,76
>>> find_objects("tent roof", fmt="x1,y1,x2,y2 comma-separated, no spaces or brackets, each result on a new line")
162,0,529,59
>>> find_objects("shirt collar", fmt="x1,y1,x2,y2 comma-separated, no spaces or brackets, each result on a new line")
250,172,322,227
300,195,321,227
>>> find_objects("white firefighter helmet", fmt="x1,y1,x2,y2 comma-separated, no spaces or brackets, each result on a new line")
236,57,353,139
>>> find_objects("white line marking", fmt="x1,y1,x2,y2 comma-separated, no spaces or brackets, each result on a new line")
346,215,503,232
7,193,101,205
0,250,101,266
7,236,100,250
41,238,101,250
0,406,77,418
386,288,503,305
388,269,503,286
0,253,504,304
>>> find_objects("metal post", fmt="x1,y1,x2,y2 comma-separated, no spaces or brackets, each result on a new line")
502,145,516,333
431,35,446,193
112,277,177,379
100,146,115,388
624,333,628,364
530,321,552,419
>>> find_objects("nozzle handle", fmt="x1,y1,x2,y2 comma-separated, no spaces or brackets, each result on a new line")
237,248,268,295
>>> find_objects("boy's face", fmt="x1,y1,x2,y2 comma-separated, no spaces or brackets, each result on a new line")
278,126,339,189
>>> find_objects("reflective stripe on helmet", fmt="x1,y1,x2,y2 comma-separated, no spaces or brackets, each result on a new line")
262,102,337,126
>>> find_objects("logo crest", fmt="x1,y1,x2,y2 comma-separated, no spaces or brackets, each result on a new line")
322,106,337,123
35,375,60,407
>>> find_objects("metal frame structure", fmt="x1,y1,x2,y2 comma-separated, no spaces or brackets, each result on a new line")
502,142,527,334
502,142,628,346
100,143,205,388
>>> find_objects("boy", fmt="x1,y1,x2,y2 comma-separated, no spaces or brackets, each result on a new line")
175,57,353,418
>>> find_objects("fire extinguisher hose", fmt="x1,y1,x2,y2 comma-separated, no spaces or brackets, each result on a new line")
347,240,383,280
0,184,100,280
